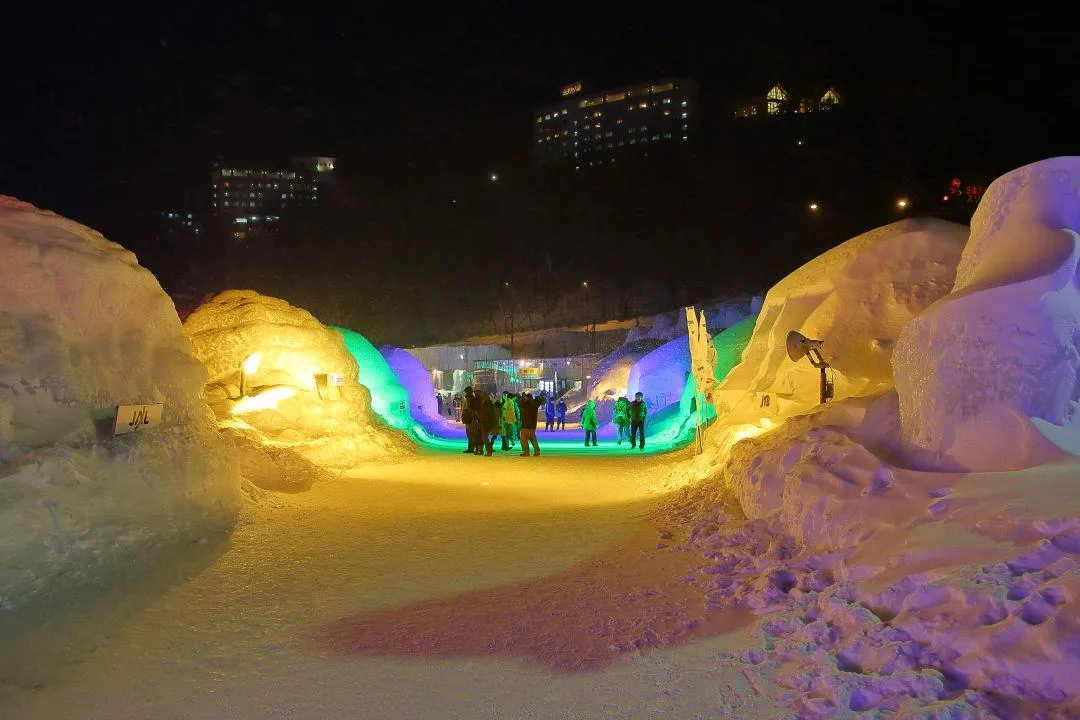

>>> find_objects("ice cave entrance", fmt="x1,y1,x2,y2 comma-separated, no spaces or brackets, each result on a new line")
333,318,756,455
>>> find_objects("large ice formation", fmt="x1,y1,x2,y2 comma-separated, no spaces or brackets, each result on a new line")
183,291,409,490
894,157,1080,471
336,329,412,429
589,338,666,403
626,336,690,413
0,197,240,605
712,218,969,428
378,345,447,428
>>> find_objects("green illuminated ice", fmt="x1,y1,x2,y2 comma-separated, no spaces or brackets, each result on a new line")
335,315,756,454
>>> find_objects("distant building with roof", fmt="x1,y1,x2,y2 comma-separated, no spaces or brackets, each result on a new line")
731,84,842,118
533,78,700,169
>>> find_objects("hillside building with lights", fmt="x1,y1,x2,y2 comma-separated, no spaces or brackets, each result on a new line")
731,84,841,118
534,78,700,169
210,156,335,238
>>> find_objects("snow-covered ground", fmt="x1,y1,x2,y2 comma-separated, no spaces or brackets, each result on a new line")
2,452,789,720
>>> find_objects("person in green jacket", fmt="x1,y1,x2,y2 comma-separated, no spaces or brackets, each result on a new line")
581,399,599,447
501,391,520,450
613,396,631,445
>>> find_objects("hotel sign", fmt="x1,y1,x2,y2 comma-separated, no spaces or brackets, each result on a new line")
561,81,583,97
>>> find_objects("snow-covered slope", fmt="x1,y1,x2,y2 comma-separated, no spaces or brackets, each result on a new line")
0,197,240,605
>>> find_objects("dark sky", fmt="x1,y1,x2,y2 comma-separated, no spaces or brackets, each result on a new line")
1,3,1075,243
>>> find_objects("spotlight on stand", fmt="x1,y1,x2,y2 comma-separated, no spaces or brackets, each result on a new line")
786,331,834,404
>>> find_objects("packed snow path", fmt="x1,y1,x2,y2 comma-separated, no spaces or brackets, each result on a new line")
2,451,774,719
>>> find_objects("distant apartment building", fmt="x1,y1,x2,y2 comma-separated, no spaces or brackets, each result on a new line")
534,78,700,169
210,156,335,238
159,210,202,239
732,84,841,118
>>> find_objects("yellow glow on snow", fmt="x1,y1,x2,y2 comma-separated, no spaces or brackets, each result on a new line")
232,386,297,414
242,352,263,375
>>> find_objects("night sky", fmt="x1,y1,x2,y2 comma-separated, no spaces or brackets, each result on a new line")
1,4,1076,341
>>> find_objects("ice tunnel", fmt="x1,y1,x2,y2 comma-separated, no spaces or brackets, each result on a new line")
334,318,755,454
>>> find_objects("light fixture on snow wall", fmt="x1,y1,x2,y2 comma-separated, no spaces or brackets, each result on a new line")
786,331,834,404
240,352,262,397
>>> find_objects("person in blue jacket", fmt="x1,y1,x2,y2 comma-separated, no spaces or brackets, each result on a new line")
545,396,556,431
555,398,567,430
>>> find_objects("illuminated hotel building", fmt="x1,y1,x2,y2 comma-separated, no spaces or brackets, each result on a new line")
732,84,841,118
534,78,700,168
211,156,335,237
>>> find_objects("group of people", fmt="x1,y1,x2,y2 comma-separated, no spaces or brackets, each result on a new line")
580,392,648,449
459,387,548,457
457,386,648,455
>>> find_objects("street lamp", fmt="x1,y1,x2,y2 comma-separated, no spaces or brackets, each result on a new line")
808,202,819,211
581,281,596,353
897,198,909,209
503,281,515,359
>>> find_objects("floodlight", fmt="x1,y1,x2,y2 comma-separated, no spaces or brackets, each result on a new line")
785,331,834,404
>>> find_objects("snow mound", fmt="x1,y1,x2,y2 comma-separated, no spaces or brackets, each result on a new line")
711,218,968,429
894,157,1080,471
183,291,410,488
0,197,240,606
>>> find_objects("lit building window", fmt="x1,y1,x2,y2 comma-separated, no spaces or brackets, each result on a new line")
766,84,788,114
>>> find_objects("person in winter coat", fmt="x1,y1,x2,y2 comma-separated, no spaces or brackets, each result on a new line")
556,398,567,430
460,387,479,453
629,391,648,450
613,396,631,445
517,392,541,456
544,397,556,431
492,396,506,450
478,391,498,456
581,399,599,446
501,391,520,449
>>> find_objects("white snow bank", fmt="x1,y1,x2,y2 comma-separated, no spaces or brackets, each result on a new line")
894,157,1080,471
0,197,240,606
711,218,968,430
183,290,410,489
